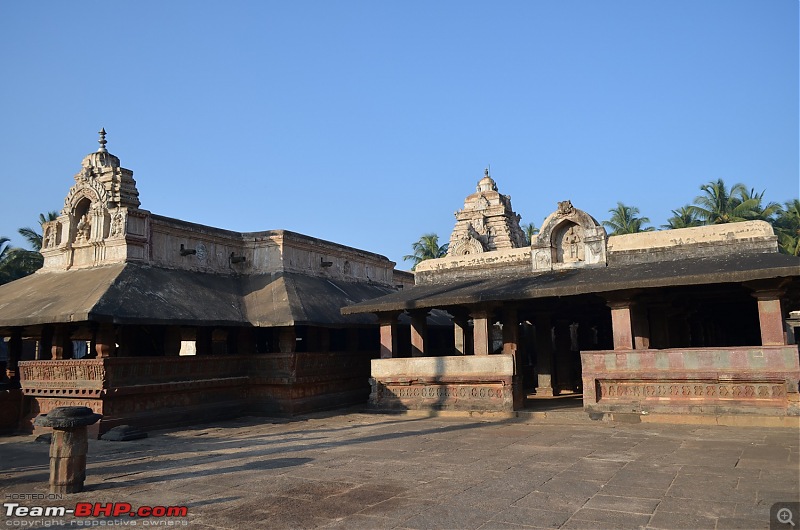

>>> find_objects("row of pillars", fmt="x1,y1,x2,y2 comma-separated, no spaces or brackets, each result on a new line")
607,288,787,351
378,307,576,396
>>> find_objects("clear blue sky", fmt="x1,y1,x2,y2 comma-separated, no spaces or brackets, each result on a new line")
1,1,797,269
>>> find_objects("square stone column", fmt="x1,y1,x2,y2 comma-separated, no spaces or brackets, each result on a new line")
554,319,573,393
471,308,491,356
94,324,117,358
607,300,634,350
410,310,429,357
378,312,400,359
534,313,554,396
51,326,72,360
631,304,650,349
452,313,469,355
502,307,519,356
6,328,22,385
751,289,786,346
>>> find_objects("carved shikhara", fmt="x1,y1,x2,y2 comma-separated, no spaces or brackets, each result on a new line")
40,132,146,271
447,170,526,257
531,200,608,272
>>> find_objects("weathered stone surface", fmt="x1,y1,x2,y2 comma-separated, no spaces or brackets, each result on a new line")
1,412,797,528
581,346,800,416
369,355,515,411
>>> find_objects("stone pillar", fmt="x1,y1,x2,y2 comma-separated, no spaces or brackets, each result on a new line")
378,312,400,359
34,407,101,494
471,308,491,356
607,300,634,350
452,314,468,356
502,307,519,356
51,326,72,360
278,327,297,353
195,328,213,356
410,310,429,357
752,290,786,346
94,324,117,358
631,304,650,350
554,319,573,393
6,328,22,386
534,313,554,396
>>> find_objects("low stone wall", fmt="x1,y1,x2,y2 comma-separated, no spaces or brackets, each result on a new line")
19,352,372,437
369,355,517,412
581,346,800,417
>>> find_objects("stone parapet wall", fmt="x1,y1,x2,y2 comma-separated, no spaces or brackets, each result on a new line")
581,346,800,417
414,248,531,284
369,355,518,412
607,221,778,265
18,352,373,437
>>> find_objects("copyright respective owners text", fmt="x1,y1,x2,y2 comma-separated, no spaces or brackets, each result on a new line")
772,502,800,530
3,494,189,528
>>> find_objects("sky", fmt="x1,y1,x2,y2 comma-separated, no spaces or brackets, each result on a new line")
0,1,797,269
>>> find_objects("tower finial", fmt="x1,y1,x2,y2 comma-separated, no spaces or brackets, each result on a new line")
98,128,107,153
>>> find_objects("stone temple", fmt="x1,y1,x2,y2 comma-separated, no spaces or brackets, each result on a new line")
1,132,799,436
344,170,800,426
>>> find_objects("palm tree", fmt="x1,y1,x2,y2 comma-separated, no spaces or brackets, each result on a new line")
0,211,59,285
662,206,701,230
774,199,800,256
602,203,654,235
403,233,448,270
738,188,780,222
690,179,761,224
522,222,539,245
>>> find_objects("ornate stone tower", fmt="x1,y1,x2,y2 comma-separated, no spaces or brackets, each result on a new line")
41,130,150,270
446,169,527,256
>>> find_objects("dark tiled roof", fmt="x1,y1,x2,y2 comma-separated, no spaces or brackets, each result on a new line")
342,252,800,314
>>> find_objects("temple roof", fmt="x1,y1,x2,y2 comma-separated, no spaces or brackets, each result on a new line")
0,263,402,329
342,252,800,314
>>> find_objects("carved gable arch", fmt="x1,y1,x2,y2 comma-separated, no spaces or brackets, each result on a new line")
531,200,608,271
62,179,109,216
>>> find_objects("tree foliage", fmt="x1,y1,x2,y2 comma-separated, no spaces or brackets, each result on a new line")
0,211,59,285
522,222,539,245
602,202,654,235
403,233,448,271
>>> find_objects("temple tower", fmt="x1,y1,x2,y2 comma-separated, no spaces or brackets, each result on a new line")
41,129,149,270
447,169,527,256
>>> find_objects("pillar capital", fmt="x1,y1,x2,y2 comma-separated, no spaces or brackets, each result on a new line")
377,311,402,325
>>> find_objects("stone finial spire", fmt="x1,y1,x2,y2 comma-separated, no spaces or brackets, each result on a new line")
98,128,108,153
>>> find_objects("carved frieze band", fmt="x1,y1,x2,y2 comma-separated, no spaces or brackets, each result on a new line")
597,380,786,401
385,385,509,400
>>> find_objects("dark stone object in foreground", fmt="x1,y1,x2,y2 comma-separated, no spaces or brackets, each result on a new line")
34,406,101,494
100,425,147,441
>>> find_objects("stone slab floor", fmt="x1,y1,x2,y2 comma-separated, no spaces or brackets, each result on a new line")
0,412,798,529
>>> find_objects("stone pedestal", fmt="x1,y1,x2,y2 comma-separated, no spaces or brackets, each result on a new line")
34,406,101,494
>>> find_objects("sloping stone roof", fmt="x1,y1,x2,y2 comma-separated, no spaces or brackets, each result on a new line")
342,252,800,314
0,263,400,329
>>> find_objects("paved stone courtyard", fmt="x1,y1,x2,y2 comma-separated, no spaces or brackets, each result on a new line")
1,411,798,529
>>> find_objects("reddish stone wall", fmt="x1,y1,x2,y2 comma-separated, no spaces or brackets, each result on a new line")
581,346,800,416
18,352,371,437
